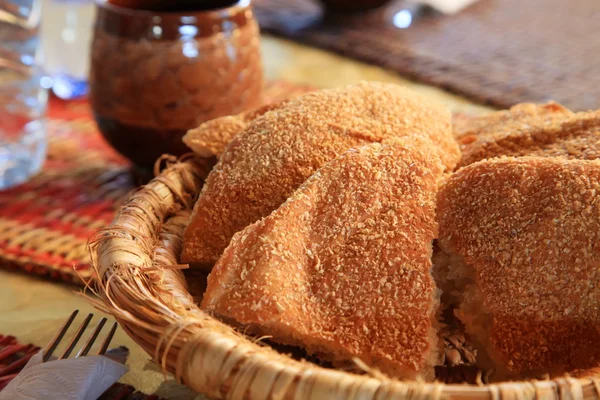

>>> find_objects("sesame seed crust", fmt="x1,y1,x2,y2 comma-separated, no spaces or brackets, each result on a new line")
202,138,445,380
452,102,600,167
453,102,572,144
182,100,291,158
182,82,459,265
437,156,600,377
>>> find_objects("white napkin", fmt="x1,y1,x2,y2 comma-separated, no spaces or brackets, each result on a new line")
418,0,479,14
0,351,128,400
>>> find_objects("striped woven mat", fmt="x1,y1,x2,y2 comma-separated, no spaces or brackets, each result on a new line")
253,0,600,111
0,81,313,285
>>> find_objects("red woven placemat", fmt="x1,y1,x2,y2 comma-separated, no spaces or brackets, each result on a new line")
0,99,132,284
254,0,600,111
0,81,313,285
0,335,40,390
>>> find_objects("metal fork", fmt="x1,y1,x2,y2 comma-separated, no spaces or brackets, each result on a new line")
42,310,118,362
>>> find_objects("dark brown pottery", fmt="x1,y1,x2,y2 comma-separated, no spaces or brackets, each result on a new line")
90,0,263,168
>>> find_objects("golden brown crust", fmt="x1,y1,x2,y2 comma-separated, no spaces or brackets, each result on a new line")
453,102,572,141
182,82,459,264
437,156,600,377
452,102,600,168
202,138,445,379
182,100,291,158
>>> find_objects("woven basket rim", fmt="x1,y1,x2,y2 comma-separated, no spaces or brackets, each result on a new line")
90,157,600,399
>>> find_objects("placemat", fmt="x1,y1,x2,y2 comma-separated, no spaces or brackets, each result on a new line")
0,81,313,285
0,334,163,399
254,0,600,111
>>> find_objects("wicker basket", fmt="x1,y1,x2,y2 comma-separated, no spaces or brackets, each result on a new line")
90,157,600,399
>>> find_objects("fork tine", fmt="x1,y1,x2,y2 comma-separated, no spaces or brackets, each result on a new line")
58,313,93,360
43,310,78,362
96,322,118,356
75,317,107,358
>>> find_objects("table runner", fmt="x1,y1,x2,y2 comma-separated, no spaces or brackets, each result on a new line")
0,81,313,285
254,0,600,111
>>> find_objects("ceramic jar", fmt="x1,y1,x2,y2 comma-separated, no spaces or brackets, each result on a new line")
90,0,263,168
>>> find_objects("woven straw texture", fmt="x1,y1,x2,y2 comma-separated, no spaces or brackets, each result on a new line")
0,81,312,285
254,0,600,111
91,157,600,400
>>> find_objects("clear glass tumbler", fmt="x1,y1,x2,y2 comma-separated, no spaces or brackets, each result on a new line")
0,0,48,189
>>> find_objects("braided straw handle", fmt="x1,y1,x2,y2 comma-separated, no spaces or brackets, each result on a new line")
89,158,600,399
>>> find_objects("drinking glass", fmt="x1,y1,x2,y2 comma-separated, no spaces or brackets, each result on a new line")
0,0,48,189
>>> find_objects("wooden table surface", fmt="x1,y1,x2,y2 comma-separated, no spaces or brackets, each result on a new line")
0,35,490,399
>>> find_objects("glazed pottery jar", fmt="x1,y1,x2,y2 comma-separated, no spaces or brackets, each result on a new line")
90,0,263,168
